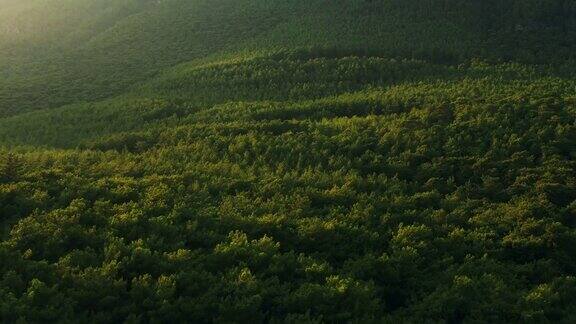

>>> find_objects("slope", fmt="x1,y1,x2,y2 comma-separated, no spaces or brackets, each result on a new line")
0,0,575,116
0,1,575,322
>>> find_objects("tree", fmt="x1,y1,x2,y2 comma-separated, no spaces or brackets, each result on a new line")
0,153,20,183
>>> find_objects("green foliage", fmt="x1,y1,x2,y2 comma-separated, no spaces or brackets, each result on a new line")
0,0,575,322
0,153,20,183
0,0,575,116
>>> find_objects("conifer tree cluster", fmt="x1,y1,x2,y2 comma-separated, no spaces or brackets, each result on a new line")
0,1,575,322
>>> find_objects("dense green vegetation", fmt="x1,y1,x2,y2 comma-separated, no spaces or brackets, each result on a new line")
1,0,575,116
1,0,575,322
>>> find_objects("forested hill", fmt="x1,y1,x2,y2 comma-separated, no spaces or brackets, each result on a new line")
0,0,575,116
1,1,576,323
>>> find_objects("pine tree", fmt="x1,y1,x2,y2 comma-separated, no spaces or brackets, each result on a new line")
0,153,20,183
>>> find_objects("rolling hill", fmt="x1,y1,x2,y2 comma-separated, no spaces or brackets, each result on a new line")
0,0,575,116
0,0,575,322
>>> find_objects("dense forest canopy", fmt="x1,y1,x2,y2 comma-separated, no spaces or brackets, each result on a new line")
0,0,575,116
0,0,575,323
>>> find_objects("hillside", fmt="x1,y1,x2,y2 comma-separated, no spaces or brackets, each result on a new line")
0,0,575,116
1,0,576,323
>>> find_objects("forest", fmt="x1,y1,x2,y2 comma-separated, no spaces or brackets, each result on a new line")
0,0,575,323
